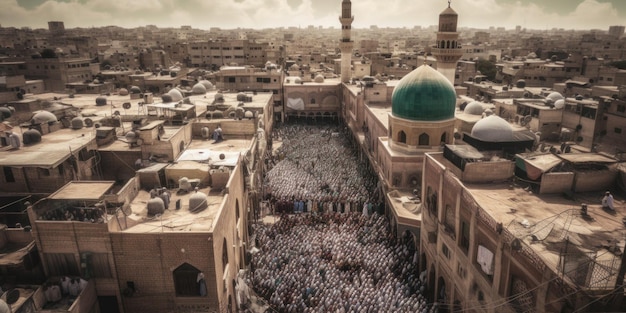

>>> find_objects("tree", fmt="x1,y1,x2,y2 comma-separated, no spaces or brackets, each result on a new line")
476,58,496,81
40,48,57,58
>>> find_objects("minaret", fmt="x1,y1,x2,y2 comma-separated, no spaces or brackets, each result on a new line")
339,0,354,83
432,0,463,86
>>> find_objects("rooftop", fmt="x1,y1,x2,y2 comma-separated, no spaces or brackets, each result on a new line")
48,181,115,201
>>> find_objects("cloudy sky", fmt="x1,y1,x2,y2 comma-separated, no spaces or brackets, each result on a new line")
1,0,624,30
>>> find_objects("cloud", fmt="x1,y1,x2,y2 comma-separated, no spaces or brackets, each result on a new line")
0,0,623,30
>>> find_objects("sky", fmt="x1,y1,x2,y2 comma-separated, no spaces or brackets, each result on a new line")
0,0,624,31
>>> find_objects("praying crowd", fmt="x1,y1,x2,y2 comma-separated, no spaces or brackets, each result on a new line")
38,206,105,223
250,122,433,312
251,213,433,313
264,123,381,214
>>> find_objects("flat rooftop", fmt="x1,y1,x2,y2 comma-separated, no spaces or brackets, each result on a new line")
432,153,625,280
0,127,95,167
48,181,115,200
121,187,223,233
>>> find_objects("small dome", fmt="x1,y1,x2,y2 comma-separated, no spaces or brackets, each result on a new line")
168,89,184,102
236,92,247,101
95,96,107,106
314,74,325,83
129,86,142,94
71,117,84,129
244,111,254,118
391,64,456,121
118,88,129,96
294,77,302,84
199,80,213,90
554,99,565,109
214,92,224,101
192,83,207,94
546,92,564,102
290,64,300,71
161,94,173,103
464,101,484,115
147,197,165,215
23,129,42,145
0,107,12,119
31,111,57,124
125,131,137,142
471,115,513,142
189,191,208,212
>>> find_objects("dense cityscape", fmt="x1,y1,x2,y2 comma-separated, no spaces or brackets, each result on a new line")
1,0,626,312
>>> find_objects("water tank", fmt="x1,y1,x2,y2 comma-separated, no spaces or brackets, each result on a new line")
71,117,84,129
189,191,208,212
161,94,173,103
244,111,254,119
95,96,107,106
147,197,165,215
9,133,20,149
119,88,129,96
516,79,526,88
22,129,42,145
0,107,12,120
31,111,57,124
129,86,142,94
236,92,246,101
201,127,210,139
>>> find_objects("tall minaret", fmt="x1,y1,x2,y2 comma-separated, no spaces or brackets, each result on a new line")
432,0,463,86
339,0,354,83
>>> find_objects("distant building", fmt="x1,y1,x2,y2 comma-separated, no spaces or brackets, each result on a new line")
48,21,65,35
608,25,625,38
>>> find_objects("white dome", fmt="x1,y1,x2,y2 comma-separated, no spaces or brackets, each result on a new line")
192,83,207,94
294,77,302,84
546,92,564,102
471,115,514,142
199,80,213,90
31,111,57,124
314,74,325,83
464,101,484,115
168,89,184,102
554,99,565,109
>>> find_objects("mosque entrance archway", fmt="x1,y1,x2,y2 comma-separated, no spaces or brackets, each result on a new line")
438,276,448,312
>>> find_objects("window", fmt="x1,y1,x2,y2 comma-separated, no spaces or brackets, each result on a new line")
444,205,455,234
38,168,51,177
398,131,406,144
617,105,625,113
615,128,622,134
460,220,470,253
3,167,15,183
310,98,316,104
419,133,429,146
227,77,236,83
173,263,203,296
442,243,450,259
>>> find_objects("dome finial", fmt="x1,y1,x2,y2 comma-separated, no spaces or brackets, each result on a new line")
448,0,452,7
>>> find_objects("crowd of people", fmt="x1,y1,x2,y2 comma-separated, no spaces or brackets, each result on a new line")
250,121,432,312
264,123,380,214
38,206,105,223
251,213,432,313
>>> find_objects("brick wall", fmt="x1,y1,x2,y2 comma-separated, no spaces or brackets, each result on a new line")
540,172,574,194
574,169,617,192
462,161,514,183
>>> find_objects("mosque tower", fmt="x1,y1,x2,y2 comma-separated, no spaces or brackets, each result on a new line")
432,0,463,86
339,0,354,83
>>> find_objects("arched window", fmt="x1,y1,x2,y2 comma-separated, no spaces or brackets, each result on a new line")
440,40,445,49
446,40,450,49
440,132,447,144
398,131,407,144
173,263,202,296
419,133,430,146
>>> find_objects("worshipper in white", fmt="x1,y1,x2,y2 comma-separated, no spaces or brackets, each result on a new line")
602,191,615,211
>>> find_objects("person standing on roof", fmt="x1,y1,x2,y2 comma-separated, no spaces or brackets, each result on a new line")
602,191,615,211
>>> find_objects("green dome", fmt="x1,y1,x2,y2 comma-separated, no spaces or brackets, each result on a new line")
391,64,456,121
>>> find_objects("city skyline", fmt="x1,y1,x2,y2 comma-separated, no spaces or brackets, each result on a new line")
0,0,624,31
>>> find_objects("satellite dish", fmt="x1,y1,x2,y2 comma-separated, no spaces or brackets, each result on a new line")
136,138,144,146
4,289,20,305
84,118,93,127
123,102,132,110
113,110,121,116
94,123,101,129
